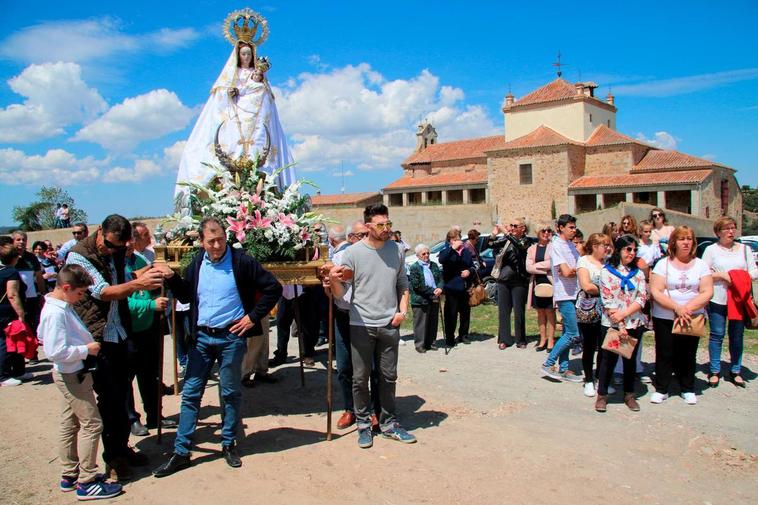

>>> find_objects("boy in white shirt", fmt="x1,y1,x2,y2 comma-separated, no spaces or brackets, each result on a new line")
39,264,123,500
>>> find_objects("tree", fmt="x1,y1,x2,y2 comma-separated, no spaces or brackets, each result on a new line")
11,186,87,231
550,199,557,220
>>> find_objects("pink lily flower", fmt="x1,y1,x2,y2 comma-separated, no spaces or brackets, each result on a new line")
249,209,272,229
278,213,296,229
250,193,265,208
226,217,247,242
237,203,249,220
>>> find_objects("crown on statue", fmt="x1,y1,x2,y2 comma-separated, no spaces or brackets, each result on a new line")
255,56,271,73
223,8,269,47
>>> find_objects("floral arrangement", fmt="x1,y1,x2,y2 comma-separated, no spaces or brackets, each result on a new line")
167,163,323,262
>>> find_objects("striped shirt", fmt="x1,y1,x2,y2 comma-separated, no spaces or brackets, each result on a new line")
65,251,128,343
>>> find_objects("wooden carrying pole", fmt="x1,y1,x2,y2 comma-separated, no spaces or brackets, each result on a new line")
326,293,334,440
292,285,306,387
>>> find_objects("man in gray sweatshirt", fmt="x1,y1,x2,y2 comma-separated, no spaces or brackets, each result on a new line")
328,204,415,449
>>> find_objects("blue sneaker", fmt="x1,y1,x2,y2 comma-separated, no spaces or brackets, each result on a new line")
382,424,417,444
60,475,77,492
357,427,373,449
76,479,123,501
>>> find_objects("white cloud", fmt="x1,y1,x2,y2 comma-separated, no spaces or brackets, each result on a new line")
635,131,678,150
0,19,199,65
0,62,107,143
73,89,194,151
162,140,187,170
275,64,499,172
102,159,162,183
0,147,103,184
614,68,758,97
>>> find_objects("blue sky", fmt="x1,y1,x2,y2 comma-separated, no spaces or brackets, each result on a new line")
1,0,757,225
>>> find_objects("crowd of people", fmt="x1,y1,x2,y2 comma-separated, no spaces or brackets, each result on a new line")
0,205,755,499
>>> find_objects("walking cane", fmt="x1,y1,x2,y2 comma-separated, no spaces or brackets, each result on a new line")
171,298,179,395
156,284,166,444
440,294,449,355
326,293,334,441
292,285,306,387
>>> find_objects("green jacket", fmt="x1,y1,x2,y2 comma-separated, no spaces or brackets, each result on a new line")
409,260,443,307
125,252,157,333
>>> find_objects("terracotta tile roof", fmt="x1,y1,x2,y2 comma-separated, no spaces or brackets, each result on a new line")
568,170,712,190
586,125,645,146
402,135,505,165
495,125,578,150
384,170,487,190
310,192,380,206
511,78,578,107
633,150,727,171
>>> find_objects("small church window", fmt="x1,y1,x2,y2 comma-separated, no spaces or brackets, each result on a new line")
589,113,593,122
519,164,533,185
607,119,611,127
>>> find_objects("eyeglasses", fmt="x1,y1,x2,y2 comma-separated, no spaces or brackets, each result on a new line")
103,238,127,251
370,221,392,230
72,231,85,236
419,252,430,256
540,228,552,233
349,232,368,238
622,246,638,253
652,213,663,218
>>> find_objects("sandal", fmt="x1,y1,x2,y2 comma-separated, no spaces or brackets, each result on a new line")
708,372,720,388
732,373,746,388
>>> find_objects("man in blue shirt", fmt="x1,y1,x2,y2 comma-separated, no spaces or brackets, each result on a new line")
153,217,282,477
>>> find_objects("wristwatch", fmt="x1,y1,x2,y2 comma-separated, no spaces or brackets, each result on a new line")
400,311,407,318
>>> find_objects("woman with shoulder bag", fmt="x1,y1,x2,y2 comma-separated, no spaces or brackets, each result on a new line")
595,235,647,412
490,218,531,350
701,216,758,388
439,229,475,346
526,223,555,352
650,226,713,405
576,233,611,397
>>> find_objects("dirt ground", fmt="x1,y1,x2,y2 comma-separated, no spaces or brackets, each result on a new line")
1,329,757,505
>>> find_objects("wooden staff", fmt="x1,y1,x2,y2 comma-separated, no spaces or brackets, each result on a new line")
326,292,334,441
156,284,166,444
171,298,179,395
440,294,449,356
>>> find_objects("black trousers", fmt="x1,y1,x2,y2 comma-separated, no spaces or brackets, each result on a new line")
275,291,318,359
497,282,528,346
597,326,642,395
443,290,470,345
579,321,603,382
92,340,131,463
653,317,699,394
126,323,160,425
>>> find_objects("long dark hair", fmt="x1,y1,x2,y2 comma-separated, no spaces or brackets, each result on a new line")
608,234,640,269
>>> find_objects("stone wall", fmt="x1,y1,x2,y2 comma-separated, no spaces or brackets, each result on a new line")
488,146,571,225
700,168,743,224
585,145,634,176
575,202,718,237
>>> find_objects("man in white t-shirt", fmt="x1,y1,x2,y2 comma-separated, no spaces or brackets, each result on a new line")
540,214,583,382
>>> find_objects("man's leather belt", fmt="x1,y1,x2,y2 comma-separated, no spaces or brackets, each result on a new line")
197,325,233,336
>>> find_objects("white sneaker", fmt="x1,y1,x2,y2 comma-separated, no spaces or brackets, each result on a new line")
650,392,669,404
1,377,22,387
607,385,616,395
398,339,407,346
682,392,697,405
14,372,33,381
583,382,596,397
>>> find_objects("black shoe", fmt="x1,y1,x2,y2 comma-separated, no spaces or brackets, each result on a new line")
316,337,327,347
429,344,438,350
145,418,178,429
222,443,242,468
516,343,527,349
152,453,191,478
415,347,427,353
253,373,277,384
268,355,286,367
124,447,149,467
130,420,149,437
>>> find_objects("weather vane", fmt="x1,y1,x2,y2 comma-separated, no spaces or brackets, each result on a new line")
553,51,568,78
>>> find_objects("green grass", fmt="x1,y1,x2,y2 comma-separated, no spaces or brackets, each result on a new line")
404,302,758,355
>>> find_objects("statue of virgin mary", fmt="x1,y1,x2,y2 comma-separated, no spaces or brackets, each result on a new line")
174,8,295,205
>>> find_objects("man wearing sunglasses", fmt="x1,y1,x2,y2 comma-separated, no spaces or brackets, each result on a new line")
329,204,414,449
57,223,89,261
65,214,166,481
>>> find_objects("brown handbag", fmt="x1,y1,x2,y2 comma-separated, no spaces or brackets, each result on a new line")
468,270,487,307
601,328,638,359
672,313,706,338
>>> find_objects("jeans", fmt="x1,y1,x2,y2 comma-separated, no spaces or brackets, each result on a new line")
173,310,190,368
544,300,580,373
334,308,380,414
707,302,744,374
174,329,247,455
497,282,528,346
351,324,399,431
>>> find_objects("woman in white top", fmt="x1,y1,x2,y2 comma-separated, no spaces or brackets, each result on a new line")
649,208,675,251
650,226,713,405
595,235,647,413
576,233,611,397
701,216,758,388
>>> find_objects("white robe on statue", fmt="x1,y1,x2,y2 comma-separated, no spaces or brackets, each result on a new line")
174,47,295,206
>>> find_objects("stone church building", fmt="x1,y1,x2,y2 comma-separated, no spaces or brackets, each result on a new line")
314,77,742,244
